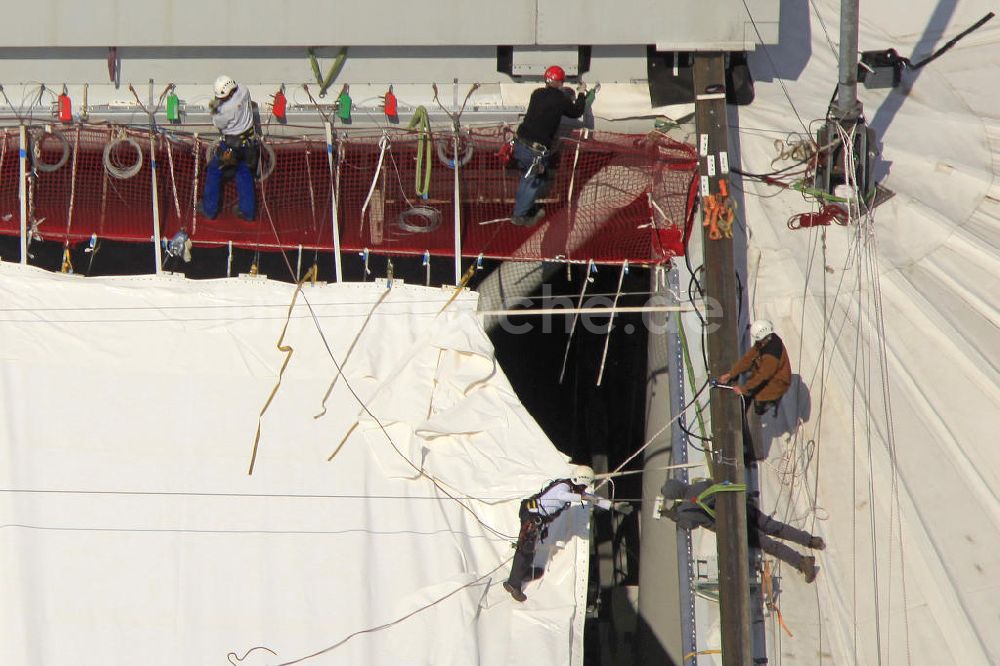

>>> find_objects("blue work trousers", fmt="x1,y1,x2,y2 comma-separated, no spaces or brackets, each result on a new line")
202,141,257,220
512,141,551,217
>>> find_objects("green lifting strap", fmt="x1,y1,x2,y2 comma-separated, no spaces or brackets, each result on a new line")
308,47,349,98
408,106,433,198
693,481,747,520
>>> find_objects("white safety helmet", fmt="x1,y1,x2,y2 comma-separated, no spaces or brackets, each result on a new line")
214,75,237,99
750,319,773,343
571,465,595,487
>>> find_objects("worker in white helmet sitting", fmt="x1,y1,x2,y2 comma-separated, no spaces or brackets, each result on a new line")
200,75,259,222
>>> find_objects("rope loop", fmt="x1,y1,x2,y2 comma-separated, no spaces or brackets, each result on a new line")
32,129,71,173
103,135,144,179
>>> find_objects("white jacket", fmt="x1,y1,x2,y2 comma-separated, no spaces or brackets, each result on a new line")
212,84,253,136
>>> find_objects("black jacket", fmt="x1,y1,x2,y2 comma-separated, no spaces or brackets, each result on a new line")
516,86,586,148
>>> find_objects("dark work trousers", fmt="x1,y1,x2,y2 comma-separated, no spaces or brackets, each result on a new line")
741,396,779,462
202,138,259,220
506,513,542,591
511,141,551,218
748,505,812,569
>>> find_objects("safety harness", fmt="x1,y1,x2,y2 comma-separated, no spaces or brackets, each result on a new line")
686,480,747,520
521,479,573,524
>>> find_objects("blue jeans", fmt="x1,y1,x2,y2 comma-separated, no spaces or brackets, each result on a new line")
512,141,550,217
202,141,257,220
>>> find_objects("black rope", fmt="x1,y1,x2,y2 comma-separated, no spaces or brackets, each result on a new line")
905,12,995,70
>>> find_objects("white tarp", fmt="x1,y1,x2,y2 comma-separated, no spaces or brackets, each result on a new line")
0,265,589,666
703,1,1000,663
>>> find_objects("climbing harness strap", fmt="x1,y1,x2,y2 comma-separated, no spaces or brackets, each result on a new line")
307,47,348,98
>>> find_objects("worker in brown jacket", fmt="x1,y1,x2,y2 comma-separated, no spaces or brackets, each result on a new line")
718,319,791,416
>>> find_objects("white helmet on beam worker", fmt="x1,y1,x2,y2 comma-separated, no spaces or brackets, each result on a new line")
571,465,595,487
750,319,774,343
214,75,237,99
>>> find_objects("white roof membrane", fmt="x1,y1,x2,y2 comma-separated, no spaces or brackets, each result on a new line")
0,266,588,665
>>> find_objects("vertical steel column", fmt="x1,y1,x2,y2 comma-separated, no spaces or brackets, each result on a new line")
667,266,698,662
636,267,684,664
693,53,751,666
452,135,462,285
834,0,862,121
18,125,27,264
150,132,163,274
324,121,343,282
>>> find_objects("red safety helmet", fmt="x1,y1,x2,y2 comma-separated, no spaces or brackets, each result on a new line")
544,65,566,83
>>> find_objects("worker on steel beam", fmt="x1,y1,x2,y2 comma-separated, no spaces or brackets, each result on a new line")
718,319,792,417
509,65,587,227
660,477,825,583
717,319,793,463
200,75,259,222
503,465,618,602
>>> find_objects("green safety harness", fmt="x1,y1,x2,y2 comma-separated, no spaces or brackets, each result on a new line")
690,481,746,519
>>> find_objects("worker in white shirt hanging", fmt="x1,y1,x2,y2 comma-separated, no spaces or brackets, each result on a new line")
200,75,259,222
504,465,629,602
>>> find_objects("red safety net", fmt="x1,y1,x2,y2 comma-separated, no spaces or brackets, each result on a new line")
0,123,697,265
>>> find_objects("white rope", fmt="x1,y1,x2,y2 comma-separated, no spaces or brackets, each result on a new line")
558,259,593,385
360,133,389,228
595,381,710,493
596,261,628,386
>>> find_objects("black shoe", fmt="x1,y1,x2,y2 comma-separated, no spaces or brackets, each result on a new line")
511,207,545,227
503,581,527,602
808,536,826,551
231,204,255,222
798,556,818,584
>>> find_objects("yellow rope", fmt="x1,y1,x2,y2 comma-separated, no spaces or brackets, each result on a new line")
247,264,318,475
683,649,722,661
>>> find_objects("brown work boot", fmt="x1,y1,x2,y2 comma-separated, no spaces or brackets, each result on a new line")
503,581,527,602
798,556,818,584
808,536,826,550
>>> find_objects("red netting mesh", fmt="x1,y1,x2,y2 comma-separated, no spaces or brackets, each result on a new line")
0,123,697,264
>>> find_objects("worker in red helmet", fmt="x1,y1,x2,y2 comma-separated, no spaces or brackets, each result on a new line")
509,65,587,226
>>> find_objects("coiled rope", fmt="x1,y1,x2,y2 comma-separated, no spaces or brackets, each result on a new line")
103,132,144,179
32,130,70,173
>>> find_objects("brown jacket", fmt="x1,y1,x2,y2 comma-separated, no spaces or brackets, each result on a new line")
728,333,791,403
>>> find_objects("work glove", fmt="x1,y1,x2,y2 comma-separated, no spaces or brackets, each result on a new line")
595,498,612,511
576,82,588,95
612,501,634,516
208,97,221,114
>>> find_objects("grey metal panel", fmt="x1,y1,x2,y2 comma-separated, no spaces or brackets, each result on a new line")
538,0,779,49
6,1,538,47
10,0,776,48
0,45,655,89
0,47,505,87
